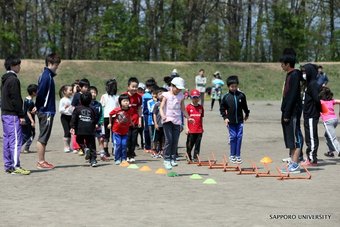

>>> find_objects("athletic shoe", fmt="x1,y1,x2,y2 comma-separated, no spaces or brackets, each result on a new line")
281,162,300,174
115,160,121,165
171,160,178,166
127,157,130,162
84,148,91,160
301,160,317,167
236,158,243,164
129,158,135,163
11,167,31,175
282,157,292,163
90,160,98,167
100,155,110,162
23,149,30,154
37,161,55,169
64,147,72,153
5,168,14,174
163,161,172,170
78,150,84,156
104,151,110,157
73,149,79,154
324,151,335,158
229,156,236,164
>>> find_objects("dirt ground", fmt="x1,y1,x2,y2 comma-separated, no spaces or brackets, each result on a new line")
0,101,339,227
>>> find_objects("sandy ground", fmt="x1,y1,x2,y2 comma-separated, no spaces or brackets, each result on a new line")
0,101,339,227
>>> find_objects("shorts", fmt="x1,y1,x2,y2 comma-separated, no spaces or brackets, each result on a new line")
281,114,303,149
37,112,54,145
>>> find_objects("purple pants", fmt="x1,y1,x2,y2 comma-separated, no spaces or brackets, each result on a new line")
2,115,22,170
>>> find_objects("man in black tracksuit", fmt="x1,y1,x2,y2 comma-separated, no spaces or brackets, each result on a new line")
301,63,321,166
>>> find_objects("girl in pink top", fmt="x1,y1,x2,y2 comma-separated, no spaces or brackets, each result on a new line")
160,77,194,170
319,87,340,157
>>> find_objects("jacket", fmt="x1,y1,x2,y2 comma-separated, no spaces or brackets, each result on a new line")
281,69,302,119
303,64,321,119
70,105,96,135
36,67,56,115
220,90,250,124
1,71,24,117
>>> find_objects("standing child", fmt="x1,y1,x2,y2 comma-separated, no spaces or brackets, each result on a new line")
186,89,204,162
70,92,98,167
1,55,30,175
319,87,340,157
22,84,38,153
124,77,142,163
100,79,118,159
147,87,158,154
152,88,168,158
109,94,132,165
220,75,250,164
160,77,194,170
137,82,145,150
89,86,105,159
58,85,74,153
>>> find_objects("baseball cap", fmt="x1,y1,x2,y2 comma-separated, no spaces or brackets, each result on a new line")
190,89,200,97
171,77,185,89
138,82,146,90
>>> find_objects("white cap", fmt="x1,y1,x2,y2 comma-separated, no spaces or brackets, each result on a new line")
171,77,185,89
172,69,177,74
138,82,146,89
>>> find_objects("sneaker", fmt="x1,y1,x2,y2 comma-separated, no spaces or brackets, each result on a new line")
100,155,110,161
229,156,236,163
104,151,110,157
23,149,30,154
90,160,98,167
127,157,130,162
282,157,292,163
301,159,317,167
281,162,300,174
64,147,72,153
84,148,91,160
163,161,172,170
115,160,121,165
73,149,79,154
5,168,14,174
78,150,84,156
129,158,135,163
324,151,335,158
171,160,178,166
11,167,31,175
236,158,243,164
37,161,55,169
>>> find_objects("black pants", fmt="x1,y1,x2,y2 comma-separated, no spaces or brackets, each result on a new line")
304,117,319,163
127,126,139,158
153,127,164,152
186,133,203,160
60,114,72,138
211,99,221,110
76,135,97,162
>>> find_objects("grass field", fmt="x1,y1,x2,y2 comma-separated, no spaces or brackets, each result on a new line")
3,60,340,100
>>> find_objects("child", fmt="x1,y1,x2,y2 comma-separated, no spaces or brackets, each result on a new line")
185,89,204,162
152,88,168,158
136,82,145,150
58,85,74,153
71,78,90,156
108,94,132,165
22,84,38,153
220,75,250,164
160,77,194,170
301,63,321,167
147,87,158,154
89,86,105,159
319,87,340,157
100,79,119,159
70,92,98,167
211,71,224,111
123,77,142,163
1,55,30,175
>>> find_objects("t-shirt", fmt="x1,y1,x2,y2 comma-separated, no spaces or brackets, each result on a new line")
153,102,162,127
70,105,96,135
147,99,157,125
195,75,207,93
100,94,119,118
109,107,132,135
59,97,73,116
186,103,204,133
23,97,35,125
162,91,184,125
320,100,337,122
123,92,142,126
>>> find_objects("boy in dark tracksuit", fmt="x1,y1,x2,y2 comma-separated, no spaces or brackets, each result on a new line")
70,92,98,167
220,75,250,164
301,63,322,166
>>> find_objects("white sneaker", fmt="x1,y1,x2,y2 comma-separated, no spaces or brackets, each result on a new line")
171,160,178,166
129,158,135,163
164,161,172,170
282,157,292,163
127,157,130,162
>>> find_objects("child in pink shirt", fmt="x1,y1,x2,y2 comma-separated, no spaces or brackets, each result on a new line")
319,87,340,157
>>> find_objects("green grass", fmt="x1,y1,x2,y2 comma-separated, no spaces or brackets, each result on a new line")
4,60,340,100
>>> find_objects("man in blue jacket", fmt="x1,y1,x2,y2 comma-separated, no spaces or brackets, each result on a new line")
35,53,61,169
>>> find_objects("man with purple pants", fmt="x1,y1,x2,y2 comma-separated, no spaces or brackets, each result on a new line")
1,55,30,175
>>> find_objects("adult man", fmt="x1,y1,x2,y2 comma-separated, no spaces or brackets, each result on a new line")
195,69,207,106
280,53,303,173
35,53,61,169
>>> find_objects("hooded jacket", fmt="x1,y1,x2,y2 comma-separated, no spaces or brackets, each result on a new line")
281,69,303,119
35,67,56,115
220,90,250,124
1,71,24,117
303,63,321,119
